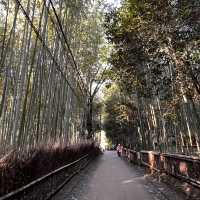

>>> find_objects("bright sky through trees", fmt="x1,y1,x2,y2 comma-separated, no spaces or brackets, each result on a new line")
106,0,121,7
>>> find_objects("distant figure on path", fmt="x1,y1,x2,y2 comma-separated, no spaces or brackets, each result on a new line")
116,144,123,157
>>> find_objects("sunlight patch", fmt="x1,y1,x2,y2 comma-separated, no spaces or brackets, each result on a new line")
122,179,135,184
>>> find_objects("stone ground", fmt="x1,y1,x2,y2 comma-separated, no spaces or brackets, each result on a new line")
52,151,186,200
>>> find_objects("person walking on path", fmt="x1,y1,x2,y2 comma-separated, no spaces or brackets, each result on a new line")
116,144,123,157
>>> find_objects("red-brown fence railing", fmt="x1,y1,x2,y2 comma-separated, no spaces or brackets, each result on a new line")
121,149,200,188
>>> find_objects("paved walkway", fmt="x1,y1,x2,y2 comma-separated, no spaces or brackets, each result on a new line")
53,151,184,200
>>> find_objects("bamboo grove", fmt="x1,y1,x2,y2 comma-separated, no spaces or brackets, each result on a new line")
0,0,106,156
104,0,200,155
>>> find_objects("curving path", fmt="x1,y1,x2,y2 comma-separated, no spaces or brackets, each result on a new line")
53,151,184,200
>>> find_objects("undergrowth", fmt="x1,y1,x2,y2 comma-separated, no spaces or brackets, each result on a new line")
0,142,100,196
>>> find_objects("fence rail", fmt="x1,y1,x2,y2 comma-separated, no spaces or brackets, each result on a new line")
0,154,90,200
121,148,200,189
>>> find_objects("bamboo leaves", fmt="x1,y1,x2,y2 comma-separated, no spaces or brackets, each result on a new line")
0,0,105,155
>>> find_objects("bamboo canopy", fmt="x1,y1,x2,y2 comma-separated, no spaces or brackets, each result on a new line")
0,0,105,156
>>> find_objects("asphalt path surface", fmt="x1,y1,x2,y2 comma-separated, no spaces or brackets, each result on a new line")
53,151,184,200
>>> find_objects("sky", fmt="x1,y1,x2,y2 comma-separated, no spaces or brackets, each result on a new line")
106,0,121,8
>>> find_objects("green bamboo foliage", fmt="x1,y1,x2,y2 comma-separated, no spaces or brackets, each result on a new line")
104,0,200,155
0,0,104,155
